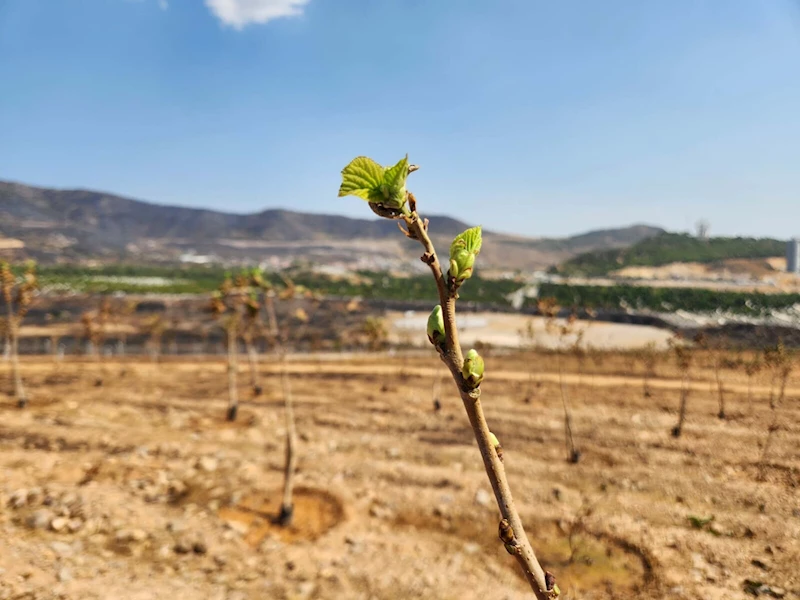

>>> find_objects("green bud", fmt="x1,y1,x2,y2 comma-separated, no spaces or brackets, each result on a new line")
448,227,482,285
489,431,503,462
462,349,485,388
426,305,445,348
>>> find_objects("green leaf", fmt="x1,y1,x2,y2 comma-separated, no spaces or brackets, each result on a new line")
338,156,386,203
450,226,483,257
382,155,409,206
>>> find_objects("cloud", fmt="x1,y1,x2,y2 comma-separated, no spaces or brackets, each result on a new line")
205,0,311,29
158,0,168,9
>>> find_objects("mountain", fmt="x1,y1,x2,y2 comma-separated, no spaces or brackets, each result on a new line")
0,179,663,270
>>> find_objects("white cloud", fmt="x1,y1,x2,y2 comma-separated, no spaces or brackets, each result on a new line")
205,0,311,29
158,0,168,9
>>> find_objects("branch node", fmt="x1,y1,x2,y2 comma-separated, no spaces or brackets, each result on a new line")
499,518,518,555
397,221,413,238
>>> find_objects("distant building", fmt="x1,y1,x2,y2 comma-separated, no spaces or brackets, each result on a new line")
787,239,800,274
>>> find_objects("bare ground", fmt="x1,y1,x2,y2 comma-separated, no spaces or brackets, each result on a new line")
1,351,798,600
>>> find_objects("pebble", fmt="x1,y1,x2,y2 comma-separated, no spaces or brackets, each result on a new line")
10,489,28,509
50,541,74,557
50,517,69,532
27,509,54,530
57,567,73,583
198,457,218,473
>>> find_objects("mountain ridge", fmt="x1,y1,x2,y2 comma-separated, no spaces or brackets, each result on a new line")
0,179,664,269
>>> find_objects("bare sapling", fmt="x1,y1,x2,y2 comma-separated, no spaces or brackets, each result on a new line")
758,342,792,480
639,341,658,399
564,497,595,565
210,274,242,421
702,335,730,419
539,299,581,465
670,335,693,438
517,318,539,404
241,290,264,397
249,269,320,527
141,314,165,363
743,352,762,413
1,261,38,408
339,155,559,599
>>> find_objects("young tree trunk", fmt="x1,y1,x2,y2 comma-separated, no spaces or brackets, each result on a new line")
10,320,26,408
245,338,261,396
714,363,726,419
262,290,298,527
558,355,580,463
672,375,690,437
277,366,297,526
226,328,239,421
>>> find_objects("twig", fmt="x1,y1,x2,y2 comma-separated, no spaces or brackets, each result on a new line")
402,200,553,599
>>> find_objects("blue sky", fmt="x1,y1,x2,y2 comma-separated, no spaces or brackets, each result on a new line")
1,0,799,238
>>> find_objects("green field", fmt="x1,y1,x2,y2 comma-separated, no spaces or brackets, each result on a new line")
29,264,800,317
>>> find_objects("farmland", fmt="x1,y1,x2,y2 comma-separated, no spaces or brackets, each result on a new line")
1,348,798,599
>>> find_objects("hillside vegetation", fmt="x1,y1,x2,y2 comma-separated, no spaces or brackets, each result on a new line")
558,233,786,277
536,283,800,315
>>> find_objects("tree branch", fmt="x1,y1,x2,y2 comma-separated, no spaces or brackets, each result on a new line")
402,202,553,599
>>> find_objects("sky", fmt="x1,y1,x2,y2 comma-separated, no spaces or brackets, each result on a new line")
1,0,799,239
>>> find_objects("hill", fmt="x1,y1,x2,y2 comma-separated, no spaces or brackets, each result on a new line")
557,232,786,277
0,179,662,270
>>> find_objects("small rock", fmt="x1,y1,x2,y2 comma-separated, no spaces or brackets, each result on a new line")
50,542,74,557
474,489,492,507
386,447,400,459
296,582,316,598
198,457,218,472
166,520,187,533
464,542,481,554
57,567,73,583
67,519,83,533
10,489,28,509
115,530,133,543
130,529,147,542
223,520,249,536
27,509,54,530
174,540,192,554
50,517,69,532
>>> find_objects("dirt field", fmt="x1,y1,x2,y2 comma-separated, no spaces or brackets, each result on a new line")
1,351,798,600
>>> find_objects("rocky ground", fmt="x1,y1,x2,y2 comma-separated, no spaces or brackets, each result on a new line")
0,352,798,599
